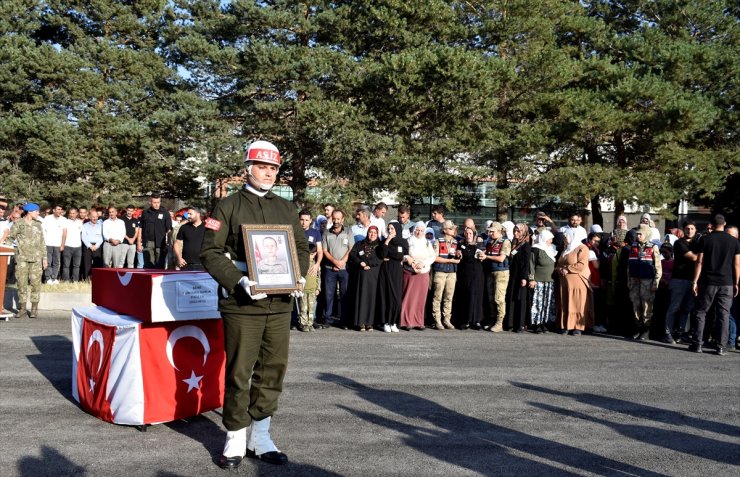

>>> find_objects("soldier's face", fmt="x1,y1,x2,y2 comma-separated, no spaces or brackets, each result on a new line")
249,163,278,189
299,215,311,230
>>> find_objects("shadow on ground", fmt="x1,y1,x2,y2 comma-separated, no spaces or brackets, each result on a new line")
318,373,667,476
17,445,86,477
165,413,344,476
28,335,75,404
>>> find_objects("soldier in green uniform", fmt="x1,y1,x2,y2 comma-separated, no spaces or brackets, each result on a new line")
200,140,308,470
8,203,47,318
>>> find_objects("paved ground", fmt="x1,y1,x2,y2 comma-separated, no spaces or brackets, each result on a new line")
1,311,738,477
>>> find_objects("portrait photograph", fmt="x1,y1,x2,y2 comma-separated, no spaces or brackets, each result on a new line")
241,224,301,295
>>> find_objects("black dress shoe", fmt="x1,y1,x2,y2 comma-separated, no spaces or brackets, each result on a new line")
716,345,726,356
218,455,243,469
245,448,288,465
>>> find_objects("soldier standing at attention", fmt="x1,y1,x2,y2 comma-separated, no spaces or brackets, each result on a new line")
200,140,309,469
9,203,47,318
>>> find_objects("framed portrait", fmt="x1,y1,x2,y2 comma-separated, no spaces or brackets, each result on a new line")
241,224,301,295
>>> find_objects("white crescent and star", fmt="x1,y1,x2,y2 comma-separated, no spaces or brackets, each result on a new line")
86,330,104,392
117,272,133,286
166,325,210,393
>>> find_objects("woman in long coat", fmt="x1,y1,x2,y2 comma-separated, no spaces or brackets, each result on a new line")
348,225,382,331
505,223,532,332
378,221,407,333
453,226,486,329
400,222,436,330
555,227,594,335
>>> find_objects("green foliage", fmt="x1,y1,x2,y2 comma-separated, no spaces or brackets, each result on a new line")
0,0,736,217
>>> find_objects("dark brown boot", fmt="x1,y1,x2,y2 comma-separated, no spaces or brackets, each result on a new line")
30,303,39,319
15,304,27,319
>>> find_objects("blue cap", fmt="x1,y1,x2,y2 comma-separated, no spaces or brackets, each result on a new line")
22,203,40,212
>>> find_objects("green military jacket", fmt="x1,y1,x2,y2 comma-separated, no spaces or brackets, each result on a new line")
200,187,309,315
8,219,46,262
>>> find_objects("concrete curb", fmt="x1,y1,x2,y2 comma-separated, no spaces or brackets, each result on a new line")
4,290,91,311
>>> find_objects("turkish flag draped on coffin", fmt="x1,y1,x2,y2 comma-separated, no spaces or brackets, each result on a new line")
139,319,225,423
77,318,116,422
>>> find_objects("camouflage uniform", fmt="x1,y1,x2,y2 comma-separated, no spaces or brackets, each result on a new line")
627,236,662,338
8,219,46,311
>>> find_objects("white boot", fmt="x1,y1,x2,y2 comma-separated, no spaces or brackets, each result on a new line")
218,427,247,469
223,427,247,458
247,417,288,465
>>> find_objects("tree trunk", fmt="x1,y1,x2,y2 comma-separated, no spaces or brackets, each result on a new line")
590,194,603,228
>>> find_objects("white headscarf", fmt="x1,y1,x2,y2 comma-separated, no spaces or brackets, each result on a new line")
502,221,515,241
533,229,557,261
563,226,587,256
664,234,678,246
590,224,603,233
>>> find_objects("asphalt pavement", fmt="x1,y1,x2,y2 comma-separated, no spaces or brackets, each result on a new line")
1,311,738,477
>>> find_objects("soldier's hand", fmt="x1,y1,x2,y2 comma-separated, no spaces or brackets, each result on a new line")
290,277,307,298
238,276,267,300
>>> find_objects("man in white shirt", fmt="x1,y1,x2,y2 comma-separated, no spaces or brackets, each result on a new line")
559,213,588,241
42,205,68,284
62,207,84,281
102,206,127,268
370,202,387,240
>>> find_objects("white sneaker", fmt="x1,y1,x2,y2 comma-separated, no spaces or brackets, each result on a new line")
383,324,392,333
391,324,399,333
222,427,247,458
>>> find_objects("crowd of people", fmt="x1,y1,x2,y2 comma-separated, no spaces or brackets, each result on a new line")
297,204,740,356
2,194,738,356
0,195,206,318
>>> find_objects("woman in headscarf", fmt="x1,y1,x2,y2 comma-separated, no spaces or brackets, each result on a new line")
505,223,532,332
555,226,593,335
400,222,436,330
378,221,407,333
616,215,628,230
348,225,382,331
453,226,486,329
528,229,557,333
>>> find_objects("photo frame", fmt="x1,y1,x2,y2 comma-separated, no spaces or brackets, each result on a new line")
241,224,301,295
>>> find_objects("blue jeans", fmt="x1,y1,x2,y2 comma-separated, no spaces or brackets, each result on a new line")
728,313,737,346
664,279,694,335
136,251,144,269
322,267,349,323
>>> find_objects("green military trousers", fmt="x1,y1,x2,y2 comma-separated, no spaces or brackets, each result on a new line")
16,260,42,305
221,310,291,431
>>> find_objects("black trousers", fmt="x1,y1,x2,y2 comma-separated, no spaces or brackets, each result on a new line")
691,285,733,347
82,246,104,279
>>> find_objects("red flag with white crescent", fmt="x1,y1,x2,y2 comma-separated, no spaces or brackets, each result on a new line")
139,319,225,423
77,318,116,422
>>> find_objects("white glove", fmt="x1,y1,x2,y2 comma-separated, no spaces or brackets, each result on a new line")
290,277,307,298
238,276,268,301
